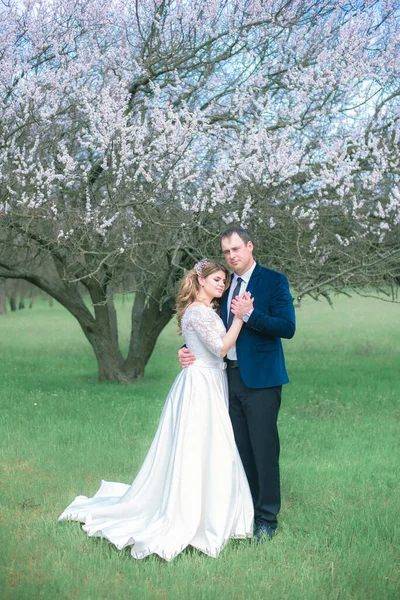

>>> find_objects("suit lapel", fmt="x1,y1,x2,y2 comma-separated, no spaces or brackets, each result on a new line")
245,263,261,297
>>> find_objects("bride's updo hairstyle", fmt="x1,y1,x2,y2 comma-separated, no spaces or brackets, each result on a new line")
176,259,230,331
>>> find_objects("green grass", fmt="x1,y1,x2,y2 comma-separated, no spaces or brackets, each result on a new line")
0,294,399,600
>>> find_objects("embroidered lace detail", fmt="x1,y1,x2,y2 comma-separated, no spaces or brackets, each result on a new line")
182,305,225,359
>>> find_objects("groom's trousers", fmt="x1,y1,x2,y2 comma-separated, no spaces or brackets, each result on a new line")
227,365,282,529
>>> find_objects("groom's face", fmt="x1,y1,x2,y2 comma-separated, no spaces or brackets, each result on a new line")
221,233,254,276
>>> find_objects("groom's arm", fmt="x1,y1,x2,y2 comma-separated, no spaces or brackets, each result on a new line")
233,273,295,339
178,346,196,368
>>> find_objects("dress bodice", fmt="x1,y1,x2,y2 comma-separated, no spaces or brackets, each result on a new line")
181,304,226,366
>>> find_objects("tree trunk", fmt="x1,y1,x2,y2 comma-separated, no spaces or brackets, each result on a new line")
7,280,18,311
0,282,6,314
18,280,29,309
85,325,129,382
73,290,175,382
124,291,175,379
29,286,37,308
9,295,16,311
78,285,128,381
0,263,174,382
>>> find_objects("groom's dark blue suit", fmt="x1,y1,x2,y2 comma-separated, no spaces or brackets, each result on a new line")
220,262,296,530
220,263,295,388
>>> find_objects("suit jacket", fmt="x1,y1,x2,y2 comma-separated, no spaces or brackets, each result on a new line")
220,263,296,389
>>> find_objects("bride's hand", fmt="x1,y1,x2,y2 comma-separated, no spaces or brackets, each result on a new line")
231,292,253,319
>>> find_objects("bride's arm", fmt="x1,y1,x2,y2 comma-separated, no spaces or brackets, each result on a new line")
187,306,243,358
219,317,243,358
219,292,254,357
187,302,251,358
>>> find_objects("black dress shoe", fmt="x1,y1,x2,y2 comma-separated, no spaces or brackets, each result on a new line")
254,524,276,542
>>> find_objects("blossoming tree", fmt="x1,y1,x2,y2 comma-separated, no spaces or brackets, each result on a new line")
0,0,399,380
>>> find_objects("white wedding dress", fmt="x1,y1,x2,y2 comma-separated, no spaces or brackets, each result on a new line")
58,304,254,560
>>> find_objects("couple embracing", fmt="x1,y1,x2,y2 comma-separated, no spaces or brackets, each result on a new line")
59,226,296,560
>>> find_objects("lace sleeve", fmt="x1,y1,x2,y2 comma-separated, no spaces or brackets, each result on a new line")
187,306,224,357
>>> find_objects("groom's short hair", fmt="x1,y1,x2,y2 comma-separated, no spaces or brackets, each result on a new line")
220,226,251,245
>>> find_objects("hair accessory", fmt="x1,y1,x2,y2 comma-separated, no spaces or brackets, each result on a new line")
195,259,209,276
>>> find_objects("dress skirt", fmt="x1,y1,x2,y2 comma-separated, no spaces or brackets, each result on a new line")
58,361,254,560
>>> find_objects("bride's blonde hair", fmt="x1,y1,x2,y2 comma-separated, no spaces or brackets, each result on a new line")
176,259,230,331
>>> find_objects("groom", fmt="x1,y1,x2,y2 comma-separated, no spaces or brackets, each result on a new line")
179,226,296,540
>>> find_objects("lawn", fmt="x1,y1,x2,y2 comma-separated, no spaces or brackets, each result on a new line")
0,294,399,600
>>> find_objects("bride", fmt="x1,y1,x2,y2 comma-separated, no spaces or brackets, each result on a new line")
59,259,254,560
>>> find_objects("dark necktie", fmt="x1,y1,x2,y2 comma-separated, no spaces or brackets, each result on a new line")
227,277,243,329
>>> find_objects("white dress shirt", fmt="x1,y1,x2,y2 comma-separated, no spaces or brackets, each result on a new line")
226,262,256,360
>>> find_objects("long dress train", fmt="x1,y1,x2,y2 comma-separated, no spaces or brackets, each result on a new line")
58,304,254,560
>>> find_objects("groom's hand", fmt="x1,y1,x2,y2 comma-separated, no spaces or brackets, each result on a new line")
178,347,196,368
231,292,254,319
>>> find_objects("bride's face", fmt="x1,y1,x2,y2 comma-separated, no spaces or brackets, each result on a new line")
200,270,227,300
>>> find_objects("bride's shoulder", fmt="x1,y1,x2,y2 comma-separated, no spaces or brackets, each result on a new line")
185,302,213,312
183,303,216,319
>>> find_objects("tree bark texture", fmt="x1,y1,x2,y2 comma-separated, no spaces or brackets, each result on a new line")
0,282,6,314
71,290,174,382
0,262,175,382
124,291,175,380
